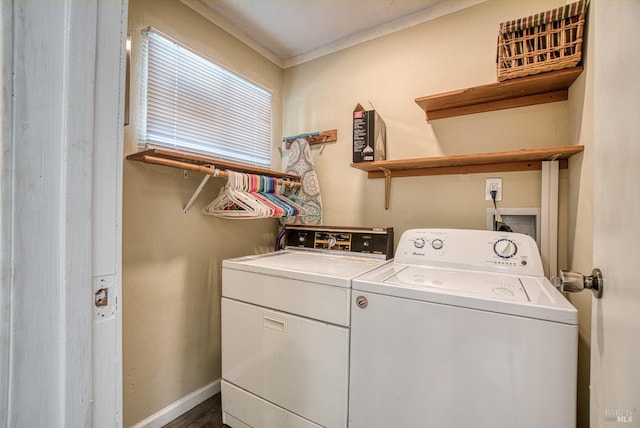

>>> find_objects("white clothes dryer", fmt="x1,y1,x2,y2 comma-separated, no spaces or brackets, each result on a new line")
348,228,578,428
221,226,393,428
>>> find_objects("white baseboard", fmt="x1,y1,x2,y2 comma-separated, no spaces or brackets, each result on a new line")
131,379,221,428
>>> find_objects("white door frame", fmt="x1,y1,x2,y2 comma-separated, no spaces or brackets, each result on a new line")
0,1,126,426
92,1,128,427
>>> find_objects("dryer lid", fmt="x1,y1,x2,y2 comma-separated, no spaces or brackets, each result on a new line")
223,250,389,287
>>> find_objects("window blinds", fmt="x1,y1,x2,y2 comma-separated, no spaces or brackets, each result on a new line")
142,29,272,168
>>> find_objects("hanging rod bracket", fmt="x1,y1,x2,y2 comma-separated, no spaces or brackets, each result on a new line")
183,165,214,214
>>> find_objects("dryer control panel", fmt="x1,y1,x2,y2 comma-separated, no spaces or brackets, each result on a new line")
284,226,394,259
395,229,544,276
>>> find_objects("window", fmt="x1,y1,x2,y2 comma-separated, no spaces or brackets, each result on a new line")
140,28,272,168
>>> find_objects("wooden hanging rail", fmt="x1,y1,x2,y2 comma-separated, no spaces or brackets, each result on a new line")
127,148,301,182
283,129,337,149
138,154,302,187
127,148,302,214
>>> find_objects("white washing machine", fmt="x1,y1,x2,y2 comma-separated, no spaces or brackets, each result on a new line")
221,226,394,428
349,228,578,428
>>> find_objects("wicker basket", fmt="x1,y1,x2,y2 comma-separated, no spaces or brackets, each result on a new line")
497,0,587,81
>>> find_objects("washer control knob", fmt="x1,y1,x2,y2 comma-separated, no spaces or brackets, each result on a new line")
431,239,444,250
327,237,337,248
494,238,517,259
414,238,426,249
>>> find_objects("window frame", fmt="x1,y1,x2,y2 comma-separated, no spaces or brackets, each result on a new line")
139,27,273,168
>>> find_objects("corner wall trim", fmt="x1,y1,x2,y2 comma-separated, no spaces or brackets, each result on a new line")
131,379,221,428
540,160,559,278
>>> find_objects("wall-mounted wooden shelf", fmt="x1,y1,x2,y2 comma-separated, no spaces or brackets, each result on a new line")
415,67,583,120
350,146,584,178
350,146,584,209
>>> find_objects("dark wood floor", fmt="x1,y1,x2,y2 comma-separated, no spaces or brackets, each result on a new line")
162,393,230,428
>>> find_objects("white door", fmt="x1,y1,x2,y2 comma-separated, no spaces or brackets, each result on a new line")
0,1,125,426
591,2,640,426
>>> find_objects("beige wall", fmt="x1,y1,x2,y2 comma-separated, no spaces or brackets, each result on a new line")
123,1,282,425
282,1,571,236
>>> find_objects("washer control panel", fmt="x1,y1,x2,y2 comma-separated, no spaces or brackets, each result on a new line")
396,229,544,276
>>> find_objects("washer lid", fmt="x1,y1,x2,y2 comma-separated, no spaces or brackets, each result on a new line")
223,250,389,287
354,264,577,324
385,266,530,303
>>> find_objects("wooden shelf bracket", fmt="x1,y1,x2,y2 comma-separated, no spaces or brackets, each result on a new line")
379,167,392,210
283,129,337,149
